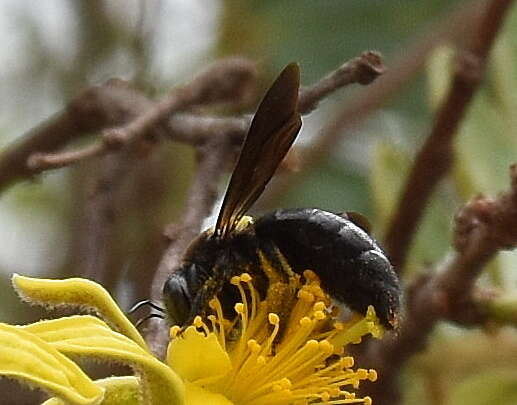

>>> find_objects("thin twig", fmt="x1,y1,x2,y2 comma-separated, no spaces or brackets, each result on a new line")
163,52,386,147
145,138,231,357
298,51,385,114
384,0,515,271
25,58,256,172
102,57,256,147
0,80,156,192
366,163,517,405
24,52,384,174
66,153,132,288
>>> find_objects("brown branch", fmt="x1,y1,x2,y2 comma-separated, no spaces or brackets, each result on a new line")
25,58,256,172
0,80,156,192
24,52,384,175
384,0,515,271
102,58,256,147
298,51,385,114
28,143,105,170
163,52,385,147
166,114,249,147
365,163,517,405
145,138,231,357
66,153,132,288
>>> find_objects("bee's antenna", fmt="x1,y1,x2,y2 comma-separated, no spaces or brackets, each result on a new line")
135,313,165,329
128,299,165,314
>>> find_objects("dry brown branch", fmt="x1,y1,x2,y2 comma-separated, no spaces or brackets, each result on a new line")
23,52,384,175
298,51,385,113
66,153,134,288
365,164,517,405
26,58,257,171
146,138,232,357
0,80,156,192
384,0,515,271
102,58,256,147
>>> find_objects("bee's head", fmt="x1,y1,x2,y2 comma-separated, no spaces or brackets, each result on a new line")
162,266,196,327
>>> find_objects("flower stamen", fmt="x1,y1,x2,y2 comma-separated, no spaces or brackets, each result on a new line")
169,271,383,405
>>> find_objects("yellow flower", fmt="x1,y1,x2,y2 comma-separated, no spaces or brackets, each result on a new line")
0,272,383,405
167,271,381,405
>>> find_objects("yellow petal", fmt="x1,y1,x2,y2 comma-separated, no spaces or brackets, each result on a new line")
42,376,141,405
12,274,148,351
0,323,104,405
23,315,185,405
185,381,234,405
167,327,232,384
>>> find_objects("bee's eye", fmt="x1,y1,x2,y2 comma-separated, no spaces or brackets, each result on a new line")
163,272,192,327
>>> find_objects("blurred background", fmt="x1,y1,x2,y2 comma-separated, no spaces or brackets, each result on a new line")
1,1,517,404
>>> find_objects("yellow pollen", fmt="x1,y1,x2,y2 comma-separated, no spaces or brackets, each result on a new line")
268,313,280,325
193,316,202,327
299,316,312,327
170,272,382,405
319,340,334,354
298,289,314,301
341,356,355,368
303,269,318,281
247,339,261,353
170,325,181,338
234,302,244,314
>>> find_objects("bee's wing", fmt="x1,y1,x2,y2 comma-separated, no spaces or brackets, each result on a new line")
215,63,302,237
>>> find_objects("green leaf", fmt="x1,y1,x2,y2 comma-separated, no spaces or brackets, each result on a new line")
445,370,517,405
426,45,455,110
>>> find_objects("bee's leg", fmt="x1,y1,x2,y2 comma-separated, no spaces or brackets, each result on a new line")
257,242,300,320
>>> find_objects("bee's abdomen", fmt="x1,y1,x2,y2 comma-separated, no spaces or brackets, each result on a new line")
255,208,377,269
254,208,400,327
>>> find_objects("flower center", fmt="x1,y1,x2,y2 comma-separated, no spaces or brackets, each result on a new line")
170,271,383,405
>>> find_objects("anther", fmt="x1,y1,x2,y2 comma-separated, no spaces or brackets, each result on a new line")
319,340,334,354
305,340,318,349
170,325,181,338
299,317,312,327
268,313,280,325
247,339,261,353
341,356,354,368
235,302,244,314
193,316,204,328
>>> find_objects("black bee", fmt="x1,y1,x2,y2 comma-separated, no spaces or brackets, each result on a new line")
161,63,401,330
